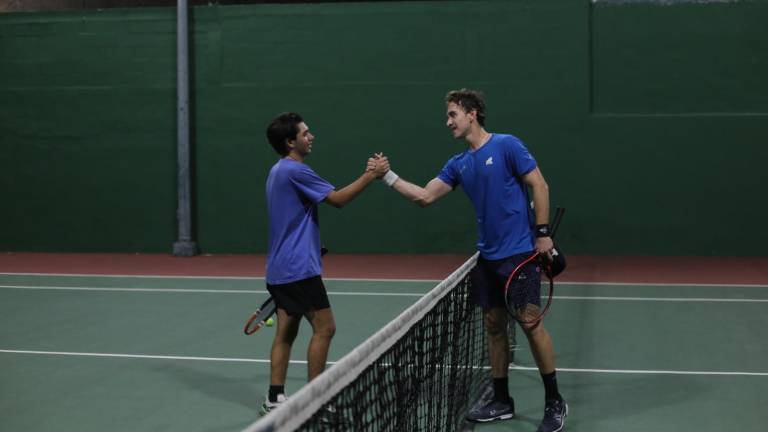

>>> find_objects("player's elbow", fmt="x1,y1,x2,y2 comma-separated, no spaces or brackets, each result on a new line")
414,193,435,208
323,192,346,209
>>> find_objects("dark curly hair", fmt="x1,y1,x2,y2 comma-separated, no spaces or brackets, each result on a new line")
445,88,486,127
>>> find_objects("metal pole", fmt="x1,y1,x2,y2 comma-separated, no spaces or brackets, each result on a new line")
173,0,198,256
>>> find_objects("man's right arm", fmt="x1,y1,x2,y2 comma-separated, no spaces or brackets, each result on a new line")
368,154,452,207
390,176,452,208
323,156,390,208
323,171,378,208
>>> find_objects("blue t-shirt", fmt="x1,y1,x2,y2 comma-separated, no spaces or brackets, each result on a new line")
437,133,537,260
265,158,335,285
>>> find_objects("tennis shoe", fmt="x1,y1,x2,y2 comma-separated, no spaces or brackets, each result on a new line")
536,398,568,432
317,405,351,428
259,393,287,417
465,398,515,423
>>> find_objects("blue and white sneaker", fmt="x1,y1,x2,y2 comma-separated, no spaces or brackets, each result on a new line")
466,398,515,423
536,399,568,432
259,393,287,417
318,405,349,427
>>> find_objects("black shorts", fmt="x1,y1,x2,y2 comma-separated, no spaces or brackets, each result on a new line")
266,275,330,316
470,251,542,310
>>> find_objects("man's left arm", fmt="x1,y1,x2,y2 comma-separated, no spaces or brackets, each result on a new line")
522,167,554,257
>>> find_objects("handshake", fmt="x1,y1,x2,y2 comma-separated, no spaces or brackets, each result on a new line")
366,153,399,187
366,152,389,177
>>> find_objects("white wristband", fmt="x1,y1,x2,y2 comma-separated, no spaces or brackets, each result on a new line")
382,170,399,187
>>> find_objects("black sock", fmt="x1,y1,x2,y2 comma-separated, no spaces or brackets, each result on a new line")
541,371,562,402
493,377,511,403
268,385,285,402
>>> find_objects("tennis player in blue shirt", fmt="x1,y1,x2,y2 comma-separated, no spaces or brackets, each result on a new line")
378,89,567,432
260,112,389,416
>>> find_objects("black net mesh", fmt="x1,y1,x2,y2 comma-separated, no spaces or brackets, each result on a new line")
300,273,486,431
245,254,517,432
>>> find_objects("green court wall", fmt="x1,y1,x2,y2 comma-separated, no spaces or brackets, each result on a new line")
1,0,766,255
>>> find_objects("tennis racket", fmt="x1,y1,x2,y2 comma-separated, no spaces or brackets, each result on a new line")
504,207,565,325
243,296,277,335
243,246,330,335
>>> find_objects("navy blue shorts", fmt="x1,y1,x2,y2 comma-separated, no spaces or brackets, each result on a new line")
470,251,542,310
266,275,330,316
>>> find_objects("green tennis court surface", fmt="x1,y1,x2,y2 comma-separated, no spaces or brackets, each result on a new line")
2,274,767,431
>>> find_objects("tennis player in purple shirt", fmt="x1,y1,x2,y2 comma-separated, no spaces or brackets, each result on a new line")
259,112,389,416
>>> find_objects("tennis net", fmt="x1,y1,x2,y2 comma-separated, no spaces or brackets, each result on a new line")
244,253,515,432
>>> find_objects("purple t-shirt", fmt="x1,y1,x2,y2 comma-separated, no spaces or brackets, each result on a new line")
265,158,334,284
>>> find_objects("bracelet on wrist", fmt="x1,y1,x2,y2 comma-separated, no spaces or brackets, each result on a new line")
535,224,551,238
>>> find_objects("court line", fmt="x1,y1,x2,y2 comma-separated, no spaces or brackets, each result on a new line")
553,295,768,303
0,285,424,296
510,364,768,377
562,281,768,288
2,349,767,377
0,349,269,363
2,285,768,302
1,272,767,288
0,272,440,283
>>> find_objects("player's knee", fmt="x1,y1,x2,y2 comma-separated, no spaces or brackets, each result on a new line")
314,323,336,339
485,318,507,338
520,320,543,335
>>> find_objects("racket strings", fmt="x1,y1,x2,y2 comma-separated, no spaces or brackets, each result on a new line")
505,253,551,324
507,272,544,323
